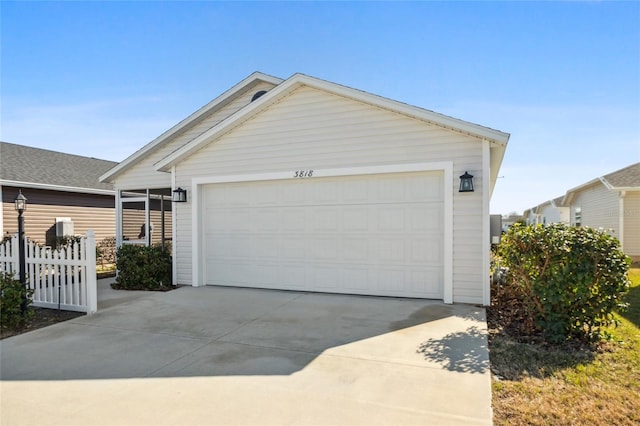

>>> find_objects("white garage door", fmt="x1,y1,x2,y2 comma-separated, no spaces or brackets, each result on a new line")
202,171,444,298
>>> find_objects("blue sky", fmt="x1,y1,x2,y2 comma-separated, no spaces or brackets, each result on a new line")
2,1,639,214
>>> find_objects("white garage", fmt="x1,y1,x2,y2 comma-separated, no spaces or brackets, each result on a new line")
201,170,444,298
102,72,509,305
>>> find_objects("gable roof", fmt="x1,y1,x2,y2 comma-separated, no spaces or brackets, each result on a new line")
602,162,640,189
101,71,510,193
152,73,510,191
563,162,640,205
0,141,117,194
100,72,283,183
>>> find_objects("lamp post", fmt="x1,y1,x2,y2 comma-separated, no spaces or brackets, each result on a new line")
14,190,27,314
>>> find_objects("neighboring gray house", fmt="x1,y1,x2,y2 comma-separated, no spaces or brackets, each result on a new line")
0,141,117,244
562,162,640,262
523,162,640,263
101,72,510,305
523,196,569,226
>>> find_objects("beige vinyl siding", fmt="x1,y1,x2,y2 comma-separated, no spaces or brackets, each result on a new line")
174,86,487,303
624,192,640,257
115,81,277,190
570,182,620,237
2,186,115,244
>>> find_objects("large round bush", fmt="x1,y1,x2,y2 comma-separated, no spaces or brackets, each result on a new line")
496,223,630,343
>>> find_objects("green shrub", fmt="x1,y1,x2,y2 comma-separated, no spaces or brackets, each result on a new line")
112,244,172,291
0,273,34,330
496,223,630,343
55,235,82,250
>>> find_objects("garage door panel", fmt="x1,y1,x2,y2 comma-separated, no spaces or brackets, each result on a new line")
376,238,405,262
282,209,306,231
342,268,369,291
377,177,406,202
343,238,369,261
410,269,442,296
377,268,407,292
313,237,340,260
280,263,306,289
342,179,369,202
282,182,308,205
314,180,340,203
256,209,281,231
410,239,443,263
313,207,340,231
343,207,369,232
309,265,340,289
410,205,442,231
202,171,444,299
407,174,444,201
280,237,307,259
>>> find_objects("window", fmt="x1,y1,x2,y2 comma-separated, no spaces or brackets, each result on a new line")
574,207,582,226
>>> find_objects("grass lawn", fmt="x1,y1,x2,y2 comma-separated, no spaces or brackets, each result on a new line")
489,268,640,425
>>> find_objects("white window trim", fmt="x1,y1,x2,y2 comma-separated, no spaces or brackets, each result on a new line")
190,161,454,304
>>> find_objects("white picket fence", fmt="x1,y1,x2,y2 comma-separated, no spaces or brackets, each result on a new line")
0,230,97,314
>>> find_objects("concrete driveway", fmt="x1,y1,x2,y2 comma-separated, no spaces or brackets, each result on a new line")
1,279,492,425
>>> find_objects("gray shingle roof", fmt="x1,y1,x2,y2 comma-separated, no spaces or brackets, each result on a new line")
0,142,117,191
603,162,640,189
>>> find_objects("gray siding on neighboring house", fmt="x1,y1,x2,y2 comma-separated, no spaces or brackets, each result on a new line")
569,182,620,236
2,186,115,244
624,192,640,258
115,81,278,190
173,86,488,303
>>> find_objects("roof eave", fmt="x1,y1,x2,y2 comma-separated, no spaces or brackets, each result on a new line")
1,180,115,196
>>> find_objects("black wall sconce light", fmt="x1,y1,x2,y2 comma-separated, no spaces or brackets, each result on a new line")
459,171,474,192
172,187,187,202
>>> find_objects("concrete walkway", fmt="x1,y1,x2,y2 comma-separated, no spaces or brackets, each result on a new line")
1,279,492,425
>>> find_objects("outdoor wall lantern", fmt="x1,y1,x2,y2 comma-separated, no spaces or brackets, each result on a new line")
14,190,28,313
172,187,187,203
459,171,475,193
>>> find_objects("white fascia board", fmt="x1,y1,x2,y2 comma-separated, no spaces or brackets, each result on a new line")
0,180,114,196
100,72,284,183
156,73,510,172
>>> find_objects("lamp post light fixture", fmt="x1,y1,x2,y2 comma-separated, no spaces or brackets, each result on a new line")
14,190,28,314
172,187,187,203
459,171,474,193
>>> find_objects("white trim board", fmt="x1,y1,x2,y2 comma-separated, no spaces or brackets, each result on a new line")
190,161,454,303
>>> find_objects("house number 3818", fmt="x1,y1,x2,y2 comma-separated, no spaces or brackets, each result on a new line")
293,170,314,178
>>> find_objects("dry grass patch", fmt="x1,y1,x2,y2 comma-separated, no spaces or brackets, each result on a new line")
489,268,640,426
